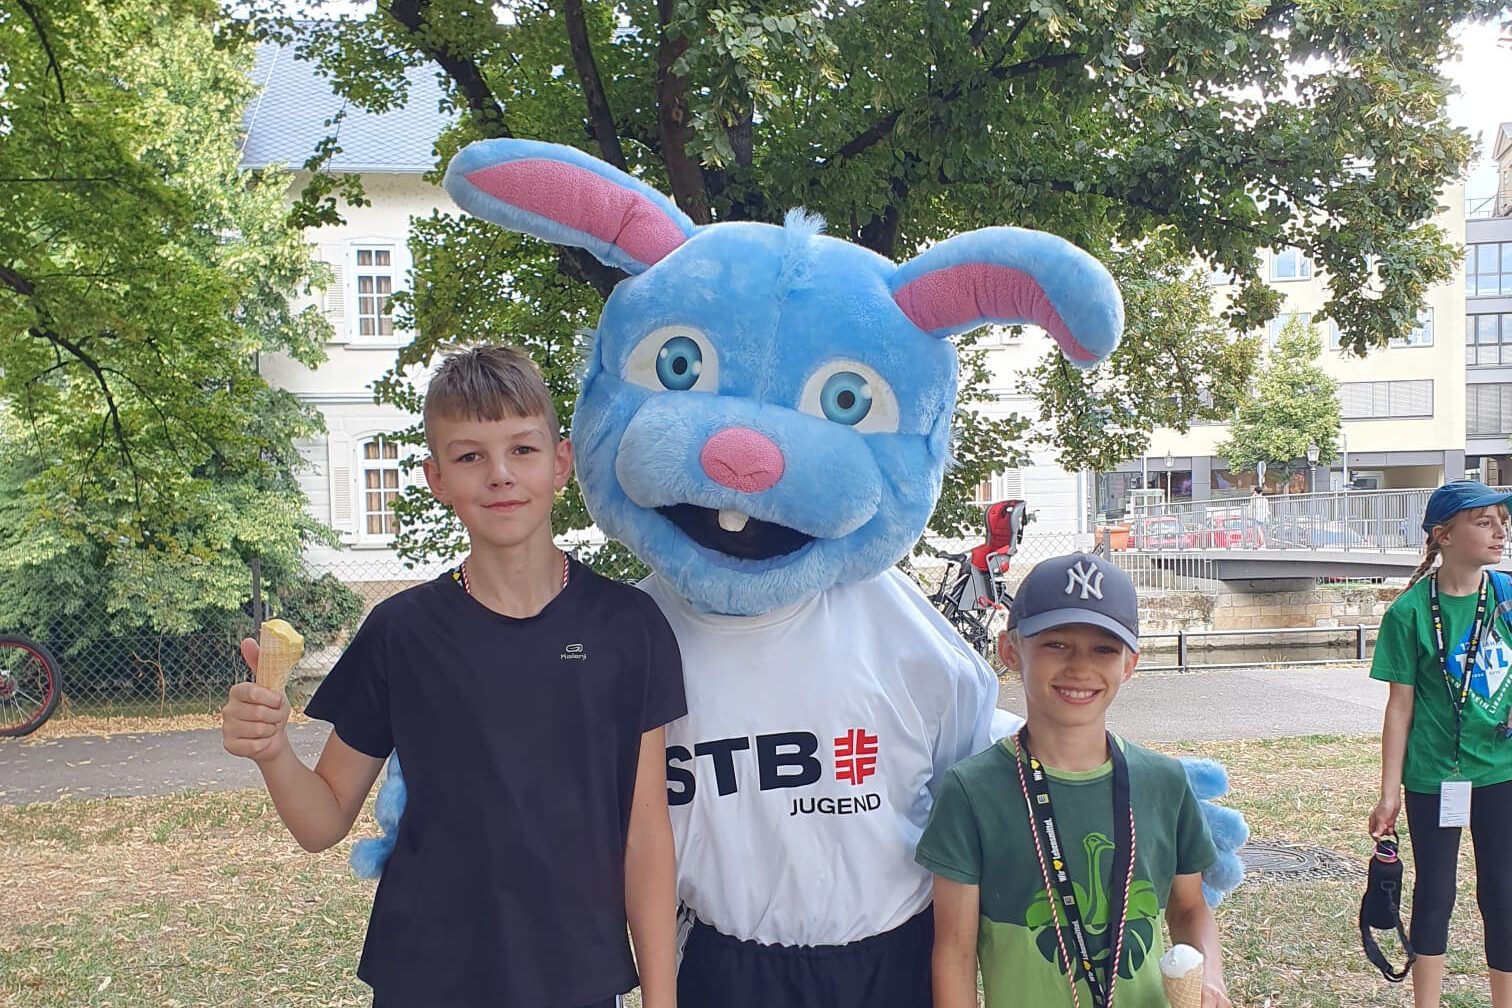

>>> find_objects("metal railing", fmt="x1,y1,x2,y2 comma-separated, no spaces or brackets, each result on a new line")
1116,486,1512,555
1138,623,1379,673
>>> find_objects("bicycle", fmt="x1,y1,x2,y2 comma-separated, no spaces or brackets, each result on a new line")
0,634,62,738
917,545,1012,661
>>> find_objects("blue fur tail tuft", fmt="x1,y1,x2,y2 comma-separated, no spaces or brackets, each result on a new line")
1179,757,1230,801
350,754,405,879
1203,802,1251,854
1178,756,1247,907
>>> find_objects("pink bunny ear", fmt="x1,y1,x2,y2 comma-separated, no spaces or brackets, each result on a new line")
444,139,697,275
890,227,1124,368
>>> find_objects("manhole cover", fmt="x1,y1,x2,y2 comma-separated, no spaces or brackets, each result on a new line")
1238,841,1361,883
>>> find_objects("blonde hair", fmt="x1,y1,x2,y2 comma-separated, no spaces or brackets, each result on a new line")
423,346,559,452
1408,504,1511,587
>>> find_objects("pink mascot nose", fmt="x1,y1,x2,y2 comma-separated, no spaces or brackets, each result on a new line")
700,427,785,493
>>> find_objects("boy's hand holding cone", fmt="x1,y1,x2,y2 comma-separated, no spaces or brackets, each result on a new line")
221,620,302,765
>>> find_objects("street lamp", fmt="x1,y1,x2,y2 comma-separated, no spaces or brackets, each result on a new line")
1341,430,1350,487
1306,442,1320,494
1165,451,1174,499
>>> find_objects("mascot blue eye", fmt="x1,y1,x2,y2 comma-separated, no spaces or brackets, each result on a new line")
655,336,703,391
819,371,873,425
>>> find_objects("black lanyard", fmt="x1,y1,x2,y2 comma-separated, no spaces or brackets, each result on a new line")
1013,728,1135,1008
1428,572,1489,773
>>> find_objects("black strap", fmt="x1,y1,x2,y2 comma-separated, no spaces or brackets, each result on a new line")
1359,834,1416,983
1017,729,1133,1008
1429,572,1489,772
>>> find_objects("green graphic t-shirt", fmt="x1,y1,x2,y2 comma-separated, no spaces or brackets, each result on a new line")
1370,572,1512,792
915,738,1217,1008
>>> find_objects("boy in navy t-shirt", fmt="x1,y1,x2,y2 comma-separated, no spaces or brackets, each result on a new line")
222,347,686,1008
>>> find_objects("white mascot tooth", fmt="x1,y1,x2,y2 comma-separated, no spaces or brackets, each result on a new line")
718,509,750,533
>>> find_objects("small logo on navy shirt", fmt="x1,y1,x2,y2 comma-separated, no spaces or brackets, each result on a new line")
560,643,586,661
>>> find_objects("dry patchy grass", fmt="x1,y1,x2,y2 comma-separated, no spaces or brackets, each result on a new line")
0,735,1495,1006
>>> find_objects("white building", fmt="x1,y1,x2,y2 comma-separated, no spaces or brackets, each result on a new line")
243,44,453,576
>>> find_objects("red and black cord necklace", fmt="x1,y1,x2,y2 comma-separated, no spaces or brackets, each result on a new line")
1011,727,1137,1008
454,551,570,599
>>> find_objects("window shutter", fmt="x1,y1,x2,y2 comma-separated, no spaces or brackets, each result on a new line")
321,243,350,343
1340,383,1371,420
1392,380,1433,418
327,432,356,536
998,468,1024,500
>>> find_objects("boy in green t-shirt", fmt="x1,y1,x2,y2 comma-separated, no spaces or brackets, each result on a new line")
917,552,1230,1008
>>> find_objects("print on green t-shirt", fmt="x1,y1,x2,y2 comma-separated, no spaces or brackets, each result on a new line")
1022,831,1162,983
1369,573,1512,792
916,738,1217,1008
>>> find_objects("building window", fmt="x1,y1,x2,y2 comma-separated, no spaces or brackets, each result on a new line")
974,468,1024,505
1468,313,1512,367
354,247,396,340
1466,241,1512,298
1267,312,1312,348
1339,380,1434,420
1270,247,1312,281
361,436,402,537
1327,310,1433,350
1467,384,1512,437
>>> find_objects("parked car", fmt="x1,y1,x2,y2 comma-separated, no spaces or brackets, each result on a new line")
1128,515,1199,550
1193,514,1259,549
1270,518,1369,549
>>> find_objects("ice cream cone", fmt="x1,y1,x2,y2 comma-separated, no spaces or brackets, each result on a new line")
1162,967,1203,1008
1159,943,1205,1008
256,619,304,692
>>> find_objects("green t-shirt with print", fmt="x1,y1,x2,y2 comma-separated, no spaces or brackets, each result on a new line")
1369,572,1512,792
915,737,1217,1008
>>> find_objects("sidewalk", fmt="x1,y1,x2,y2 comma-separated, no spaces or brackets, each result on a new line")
0,665,1386,806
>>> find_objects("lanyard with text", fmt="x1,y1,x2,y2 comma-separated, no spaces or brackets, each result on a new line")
1013,728,1135,1008
1428,572,1489,774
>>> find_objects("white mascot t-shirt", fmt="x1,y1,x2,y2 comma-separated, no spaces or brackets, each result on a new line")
639,567,1008,947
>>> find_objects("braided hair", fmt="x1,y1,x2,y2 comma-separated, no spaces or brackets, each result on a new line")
1406,538,1440,587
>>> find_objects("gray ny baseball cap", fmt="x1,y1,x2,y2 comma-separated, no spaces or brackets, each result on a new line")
1008,552,1140,652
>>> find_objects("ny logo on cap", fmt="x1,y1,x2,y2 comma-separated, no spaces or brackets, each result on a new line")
1065,560,1104,600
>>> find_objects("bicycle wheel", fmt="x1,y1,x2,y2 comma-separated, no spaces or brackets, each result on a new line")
0,635,61,738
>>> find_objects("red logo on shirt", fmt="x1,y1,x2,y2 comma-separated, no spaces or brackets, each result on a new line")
834,729,879,785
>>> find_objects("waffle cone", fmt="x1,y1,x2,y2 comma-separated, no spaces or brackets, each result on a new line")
1162,966,1204,1008
256,619,304,692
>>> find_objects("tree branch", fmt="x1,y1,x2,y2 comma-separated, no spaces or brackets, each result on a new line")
654,0,711,223
833,49,1082,164
560,0,628,170
386,0,512,140
27,326,142,511
384,0,623,298
16,0,65,103
0,263,37,296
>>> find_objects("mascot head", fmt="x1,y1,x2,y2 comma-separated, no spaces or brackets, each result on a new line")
444,140,1123,615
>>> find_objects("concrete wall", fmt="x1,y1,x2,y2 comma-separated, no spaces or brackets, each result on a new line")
1139,583,1400,636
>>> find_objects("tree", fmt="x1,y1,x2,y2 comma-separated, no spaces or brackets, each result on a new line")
1213,317,1341,485
0,0,361,689
244,0,1504,549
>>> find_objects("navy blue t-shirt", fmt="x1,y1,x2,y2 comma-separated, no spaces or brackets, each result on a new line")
304,556,686,1008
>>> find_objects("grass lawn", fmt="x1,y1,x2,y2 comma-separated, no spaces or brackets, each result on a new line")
0,734,1495,1007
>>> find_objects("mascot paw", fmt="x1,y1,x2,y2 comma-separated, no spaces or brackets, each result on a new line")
1178,757,1247,907
350,754,405,879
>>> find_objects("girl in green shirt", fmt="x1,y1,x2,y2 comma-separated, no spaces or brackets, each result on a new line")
1369,481,1512,1008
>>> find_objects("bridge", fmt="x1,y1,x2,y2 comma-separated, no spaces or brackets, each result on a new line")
1099,486,1512,587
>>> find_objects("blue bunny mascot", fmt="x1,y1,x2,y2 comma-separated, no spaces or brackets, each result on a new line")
352,138,1247,1007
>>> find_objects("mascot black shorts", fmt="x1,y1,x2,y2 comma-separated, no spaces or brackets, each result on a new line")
1405,779,1512,971
677,908,934,1008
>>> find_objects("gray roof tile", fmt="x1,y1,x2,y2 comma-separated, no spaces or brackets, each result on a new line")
241,39,450,173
